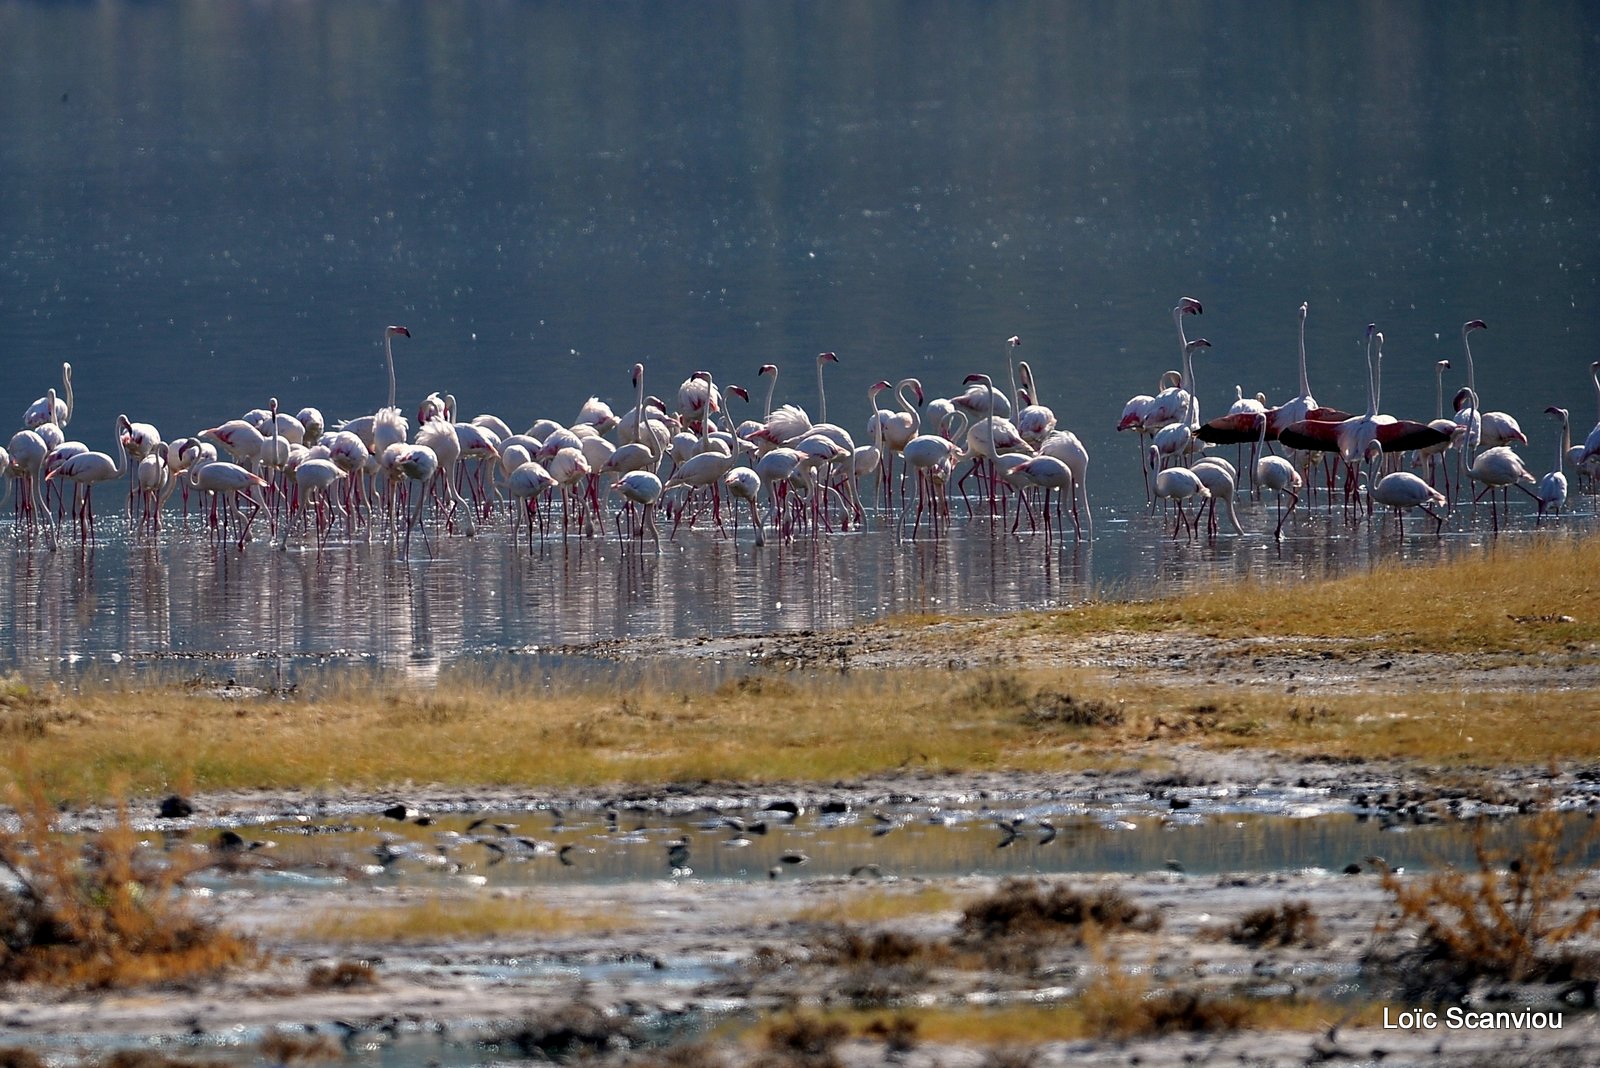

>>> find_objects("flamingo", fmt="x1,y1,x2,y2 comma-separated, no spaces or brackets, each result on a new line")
1364,440,1448,534
959,372,1033,516
1190,456,1244,537
1153,338,1212,463
7,428,56,546
723,465,765,546
866,377,922,507
1253,412,1303,540
1121,369,1182,498
1535,406,1570,522
1147,444,1210,540
506,461,557,550
1576,361,1600,488
285,458,349,547
1416,358,1462,499
1013,455,1080,540
1467,444,1538,532
612,469,664,545
901,423,965,537
1038,429,1092,540
188,451,270,549
23,363,73,430
1453,319,1526,449
391,444,439,555
45,415,129,540
1279,325,1451,478
1015,359,1058,450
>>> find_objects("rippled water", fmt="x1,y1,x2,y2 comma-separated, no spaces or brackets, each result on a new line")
3,2,1596,678
1,500,1579,682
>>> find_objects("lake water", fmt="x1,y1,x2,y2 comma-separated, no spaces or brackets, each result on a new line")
1,2,1596,678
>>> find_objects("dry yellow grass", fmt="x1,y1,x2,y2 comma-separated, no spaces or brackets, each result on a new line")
1030,531,1600,652
288,892,634,944
0,534,1593,799
790,885,970,925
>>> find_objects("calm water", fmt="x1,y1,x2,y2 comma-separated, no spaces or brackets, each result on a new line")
2,2,1596,676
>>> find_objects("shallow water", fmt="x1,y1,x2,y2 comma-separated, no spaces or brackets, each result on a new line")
189,792,1596,891
1,500,1582,683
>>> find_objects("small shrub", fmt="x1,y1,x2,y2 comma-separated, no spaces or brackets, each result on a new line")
960,879,1161,943
306,959,378,990
0,779,254,989
492,1001,637,1061
1229,900,1322,948
756,1013,848,1068
256,1032,340,1064
1021,691,1123,728
863,1013,919,1054
959,672,1033,712
1078,932,1246,1039
1370,804,1600,1003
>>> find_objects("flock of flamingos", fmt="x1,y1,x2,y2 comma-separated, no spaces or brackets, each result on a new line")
4,297,1595,555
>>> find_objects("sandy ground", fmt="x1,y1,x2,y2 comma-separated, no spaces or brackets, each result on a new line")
5,622,1600,1066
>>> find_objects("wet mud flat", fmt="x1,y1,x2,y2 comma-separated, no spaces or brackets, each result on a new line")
7,620,1600,1067
6,756,1600,1067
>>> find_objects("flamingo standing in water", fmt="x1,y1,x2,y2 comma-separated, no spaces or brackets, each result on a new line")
1254,412,1303,540
1535,406,1570,522
1453,319,1526,450
1147,444,1210,540
612,469,664,546
1364,440,1448,535
46,415,129,540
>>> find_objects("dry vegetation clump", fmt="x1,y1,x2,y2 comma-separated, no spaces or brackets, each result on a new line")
306,959,378,990
255,1031,340,1064
1369,805,1600,1004
755,1012,849,1068
959,878,1161,943
0,780,253,990
490,1001,640,1062
1077,932,1248,1039
0,1050,42,1068
810,926,950,1007
1228,899,1323,948
1020,690,1123,728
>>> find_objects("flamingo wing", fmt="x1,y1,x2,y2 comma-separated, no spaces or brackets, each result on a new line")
1277,420,1342,453
1372,420,1455,453
1195,412,1261,445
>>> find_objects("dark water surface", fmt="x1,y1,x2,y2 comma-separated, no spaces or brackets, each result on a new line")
2,3,1597,676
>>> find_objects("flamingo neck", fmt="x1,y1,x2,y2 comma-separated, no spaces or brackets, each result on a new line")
1363,335,1378,420
763,368,776,421
1435,367,1445,420
113,417,128,478
1173,307,1191,387
1462,329,1476,393
385,334,397,412
815,358,827,425
1006,347,1020,412
1297,312,1310,396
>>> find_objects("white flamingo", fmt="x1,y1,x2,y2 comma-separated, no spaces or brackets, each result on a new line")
1147,444,1210,540
45,415,130,540
23,363,73,430
1364,440,1448,534
1253,413,1302,539
1536,406,1570,522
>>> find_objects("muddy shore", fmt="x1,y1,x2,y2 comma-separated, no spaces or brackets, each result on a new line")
5,621,1600,1067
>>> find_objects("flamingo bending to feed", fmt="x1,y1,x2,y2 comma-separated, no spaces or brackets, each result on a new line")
612,470,664,545
1253,412,1303,540
1147,445,1210,540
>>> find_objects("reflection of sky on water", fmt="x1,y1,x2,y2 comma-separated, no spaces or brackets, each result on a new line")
2,505,1583,684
